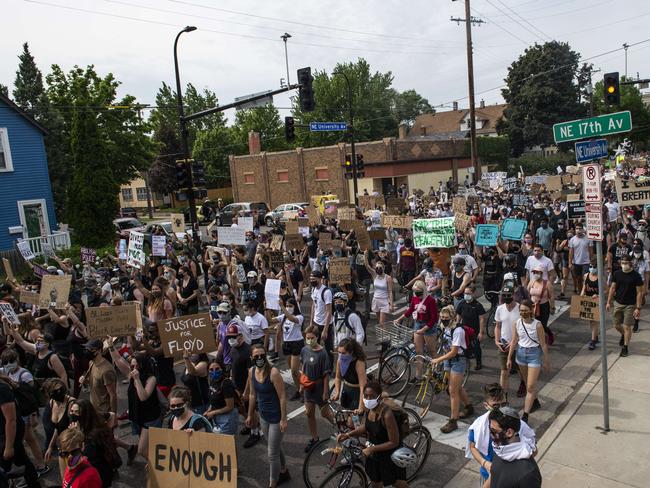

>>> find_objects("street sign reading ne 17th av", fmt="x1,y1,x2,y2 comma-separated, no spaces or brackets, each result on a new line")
553,111,632,144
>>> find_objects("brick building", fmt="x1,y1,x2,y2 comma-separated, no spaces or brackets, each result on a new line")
228,131,485,208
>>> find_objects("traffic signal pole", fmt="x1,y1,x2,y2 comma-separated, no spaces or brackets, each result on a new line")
333,70,358,206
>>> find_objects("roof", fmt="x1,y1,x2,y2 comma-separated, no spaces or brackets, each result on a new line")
409,103,507,137
407,130,470,141
0,92,48,134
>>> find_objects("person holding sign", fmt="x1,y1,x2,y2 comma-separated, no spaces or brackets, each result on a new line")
166,386,212,433
581,263,601,350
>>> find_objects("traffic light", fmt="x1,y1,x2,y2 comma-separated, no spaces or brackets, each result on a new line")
604,72,620,105
191,160,206,187
297,67,315,112
355,153,365,178
175,160,190,189
343,154,353,179
285,116,295,142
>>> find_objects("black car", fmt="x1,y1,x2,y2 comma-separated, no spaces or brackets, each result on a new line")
120,207,138,218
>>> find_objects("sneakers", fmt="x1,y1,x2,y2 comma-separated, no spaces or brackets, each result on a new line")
554,277,560,285
474,362,482,371
619,335,624,346
117,410,129,421
459,404,474,419
620,346,629,357
243,433,261,448
531,398,541,413
588,340,596,350
440,418,458,434
240,426,251,436
304,438,320,453
36,465,50,478
278,469,292,485
517,380,526,398
127,444,138,466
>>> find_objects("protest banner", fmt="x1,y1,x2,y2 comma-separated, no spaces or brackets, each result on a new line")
504,177,519,191
615,177,650,206
501,219,528,241
16,241,35,261
381,214,413,229
127,231,146,268
475,224,499,246
285,220,299,234
0,303,20,326
2,258,14,281
151,236,167,257
38,275,71,309
338,220,357,232
336,207,356,220
307,205,320,225
238,217,254,232
32,263,49,279
512,194,529,207
159,313,217,358
264,279,281,310
412,218,456,249
19,289,40,306
86,304,141,338
170,214,185,234
356,228,372,251
525,175,547,185
368,229,386,241
386,197,404,212
217,227,246,246
80,247,96,264
329,258,351,284
454,213,470,232
567,199,586,219
267,251,285,270
270,234,283,251
545,175,562,192
148,427,237,488
283,234,305,251
482,171,507,181
569,295,600,322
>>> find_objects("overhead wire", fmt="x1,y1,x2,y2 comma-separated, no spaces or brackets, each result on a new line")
492,0,553,41
483,0,549,42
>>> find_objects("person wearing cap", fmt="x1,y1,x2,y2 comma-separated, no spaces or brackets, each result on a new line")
240,270,265,311
80,338,117,416
607,232,632,278
214,301,237,370
607,254,644,357
494,285,520,392
633,218,650,250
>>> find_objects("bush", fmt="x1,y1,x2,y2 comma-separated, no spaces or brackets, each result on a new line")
507,153,576,176
465,136,511,170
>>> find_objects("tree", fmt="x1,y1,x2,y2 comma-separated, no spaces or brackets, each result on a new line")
0,85,7,97
193,125,233,187
12,43,45,116
230,105,289,155
498,42,586,156
393,89,434,127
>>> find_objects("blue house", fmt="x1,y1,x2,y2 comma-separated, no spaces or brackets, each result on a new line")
0,92,60,252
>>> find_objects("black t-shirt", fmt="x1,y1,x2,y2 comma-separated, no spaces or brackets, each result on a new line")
209,378,235,410
455,300,486,331
612,269,643,305
549,210,567,230
230,342,252,392
242,283,265,309
490,455,542,488
552,229,568,254
306,236,319,258
0,382,14,435
179,276,199,308
608,244,632,272
289,267,304,291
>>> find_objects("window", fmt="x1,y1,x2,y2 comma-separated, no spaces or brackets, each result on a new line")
277,170,289,183
0,128,13,172
121,188,133,201
136,187,148,201
244,172,255,185
315,167,329,181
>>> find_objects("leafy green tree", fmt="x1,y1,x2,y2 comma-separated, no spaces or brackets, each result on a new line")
230,105,289,154
193,125,233,187
393,89,434,126
498,41,586,156
0,84,7,97
13,43,45,116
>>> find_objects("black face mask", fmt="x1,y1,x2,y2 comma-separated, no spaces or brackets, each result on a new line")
310,280,318,287
503,296,513,304
490,429,512,446
334,303,345,313
69,413,80,423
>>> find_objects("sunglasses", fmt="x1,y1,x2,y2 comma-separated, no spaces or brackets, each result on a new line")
252,355,266,360
58,448,81,458
169,403,185,409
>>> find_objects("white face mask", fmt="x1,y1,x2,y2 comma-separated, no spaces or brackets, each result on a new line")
286,306,295,315
363,396,380,410
227,338,238,347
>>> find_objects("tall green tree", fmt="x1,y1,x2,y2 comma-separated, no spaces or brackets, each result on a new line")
393,89,434,127
498,41,586,156
193,125,233,187
13,43,45,116
0,84,8,97
230,105,289,154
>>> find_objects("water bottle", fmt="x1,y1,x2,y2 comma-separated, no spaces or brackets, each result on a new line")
352,415,360,428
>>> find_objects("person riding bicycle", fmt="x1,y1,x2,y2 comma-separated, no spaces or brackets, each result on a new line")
332,292,365,347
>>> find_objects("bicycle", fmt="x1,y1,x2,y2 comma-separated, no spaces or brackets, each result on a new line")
484,290,502,339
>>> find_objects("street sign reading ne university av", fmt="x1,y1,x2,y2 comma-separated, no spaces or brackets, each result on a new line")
309,122,348,132
553,111,632,143
575,139,608,164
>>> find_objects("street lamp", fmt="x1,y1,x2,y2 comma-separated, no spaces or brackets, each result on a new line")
173,26,199,242
333,69,359,205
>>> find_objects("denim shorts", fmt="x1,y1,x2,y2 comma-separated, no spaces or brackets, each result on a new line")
413,320,438,337
211,408,239,435
443,356,467,374
515,346,543,368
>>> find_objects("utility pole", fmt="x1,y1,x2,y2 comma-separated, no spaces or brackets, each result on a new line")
334,69,359,205
451,0,484,183
623,43,629,79
281,33,292,86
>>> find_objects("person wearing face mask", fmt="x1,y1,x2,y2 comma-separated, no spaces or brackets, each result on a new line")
455,285,487,370
268,299,304,401
308,271,333,352
524,244,555,288
364,250,394,326
552,220,570,298
494,285,521,392
568,224,593,293
176,265,199,316
549,202,567,230
246,344,290,487
240,271,265,311
135,277,174,322
581,263,601,350
59,428,102,488
506,299,549,423
451,244,478,282
535,219,554,258
42,378,76,477
397,238,417,292
629,241,649,333
214,302,236,371
633,218,650,250
527,264,555,342
606,255,644,357
450,257,472,309
167,386,212,433
331,338,367,416
406,257,443,298
204,360,239,435
607,233,632,279
332,292,365,349
8,327,68,385
79,339,118,421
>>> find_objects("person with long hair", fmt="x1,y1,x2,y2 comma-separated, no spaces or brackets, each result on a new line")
135,276,174,322
7,326,68,384
167,386,212,432
42,377,76,477
180,351,209,414
246,343,290,487
364,250,394,326
527,265,555,343
331,338,367,415
204,359,238,435
177,264,200,316
58,428,102,488
269,298,304,401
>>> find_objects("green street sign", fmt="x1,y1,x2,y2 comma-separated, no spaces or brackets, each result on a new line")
553,111,632,144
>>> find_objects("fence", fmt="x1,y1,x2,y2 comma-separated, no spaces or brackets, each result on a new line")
1,231,72,279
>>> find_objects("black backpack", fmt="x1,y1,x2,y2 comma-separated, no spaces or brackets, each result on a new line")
3,373,40,416
335,309,368,345
379,400,411,442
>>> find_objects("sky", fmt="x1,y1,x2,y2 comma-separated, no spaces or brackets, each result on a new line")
3,0,649,125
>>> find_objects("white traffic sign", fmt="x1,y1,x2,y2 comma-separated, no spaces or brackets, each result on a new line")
585,203,604,241
582,164,602,203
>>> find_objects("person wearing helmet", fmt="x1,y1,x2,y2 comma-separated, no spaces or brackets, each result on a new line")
336,381,408,488
451,243,478,282
332,291,365,347
450,257,472,308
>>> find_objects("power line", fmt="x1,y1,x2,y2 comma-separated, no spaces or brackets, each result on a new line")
470,6,531,45
493,0,553,41
484,0,549,42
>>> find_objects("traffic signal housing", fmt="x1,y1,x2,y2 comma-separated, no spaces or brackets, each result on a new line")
297,67,315,112
175,160,190,189
343,154,353,180
355,153,365,178
285,116,295,142
191,160,206,187
604,72,620,105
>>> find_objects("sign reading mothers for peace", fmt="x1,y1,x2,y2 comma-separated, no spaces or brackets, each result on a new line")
475,224,499,246
381,214,413,229
16,240,35,261
127,231,146,268
569,295,600,321
148,427,236,488
86,303,141,338
328,257,351,284
152,235,167,257
615,177,650,206
412,218,456,249
38,275,71,309
501,219,528,241
159,313,217,358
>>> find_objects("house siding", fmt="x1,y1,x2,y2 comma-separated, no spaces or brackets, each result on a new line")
0,99,57,250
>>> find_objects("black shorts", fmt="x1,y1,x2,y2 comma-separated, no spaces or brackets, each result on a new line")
365,451,406,484
303,379,327,407
282,340,304,357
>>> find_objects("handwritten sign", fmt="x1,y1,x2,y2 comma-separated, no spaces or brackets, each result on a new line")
381,214,413,229
2,258,14,281
328,257,351,284
148,427,236,488
38,275,71,309
16,241,35,261
412,218,456,249
267,251,285,270
86,303,141,338
152,235,167,257
386,197,404,212
359,195,383,209
19,289,40,306
270,234,283,251
170,213,185,234
336,207,356,220
307,205,320,225
525,175,547,185
569,295,600,322
80,247,96,264
284,234,305,251
501,219,528,241
217,227,246,246
368,229,386,241
504,177,519,191
615,178,650,207
338,220,357,232
454,213,470,232
512,194,529,207
158,313,217,358
285,220,299,234
127,231,146,268
475,224,499,246
356,228,372,251
0,303,20,326
545,175,562,192
238,217,254,232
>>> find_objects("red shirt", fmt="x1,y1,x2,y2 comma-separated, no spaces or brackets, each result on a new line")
403,294,439,328
62,459,102,488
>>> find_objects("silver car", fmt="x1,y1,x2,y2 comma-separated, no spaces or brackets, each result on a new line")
264,202,309,226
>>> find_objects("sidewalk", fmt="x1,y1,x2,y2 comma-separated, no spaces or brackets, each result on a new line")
445,313,650,488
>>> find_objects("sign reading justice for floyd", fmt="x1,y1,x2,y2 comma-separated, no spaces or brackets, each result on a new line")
158,313,217,358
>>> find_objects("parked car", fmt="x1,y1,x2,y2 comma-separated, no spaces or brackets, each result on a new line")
120,207,137,218
215,202,270,226
264,202,309,226
141,221,189,251
113,217,145,239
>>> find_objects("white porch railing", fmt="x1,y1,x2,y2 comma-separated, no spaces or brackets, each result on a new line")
23,231,72,256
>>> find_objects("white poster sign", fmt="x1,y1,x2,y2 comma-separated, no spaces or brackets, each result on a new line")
264,279,281,311
127,231,146,268
0,303,20,326
218,227,247,246
238,217,254,232
17,240,35,261
152,235,167,257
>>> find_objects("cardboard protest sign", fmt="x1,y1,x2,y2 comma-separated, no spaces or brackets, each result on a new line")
368,229,386,241
381,214,413,229
86,303,141,338
615,177,650,206
329,257,351,284
38,275,71,309
238,217,254,232
264,279,281,311
475,224,499,246
268,251,285,270
358,195,378,209
80,247,96,264
297,217,309,228
337,207,356,220
569,295,600,322
307,205,320,225
127,231,146,268
504,177,519,191
158,313,217,358
338,220,357,232
217,227,246,246
284,234,305,251
412,218,456,249
525,175,547,185
386,197,404,212
16,241,35,261
501,219,528,241
147,427,237,488
270,234,283,251
452,196,466,214
285,221,299,234
319,234,333,249
19,289,40,306
545,175,562,192
0,303,20,326
2,258,14,281
356,228,372,252
567,199,586,219
170,213,185,234
454,213,470,232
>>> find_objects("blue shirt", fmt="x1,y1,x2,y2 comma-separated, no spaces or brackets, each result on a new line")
468,428,494,479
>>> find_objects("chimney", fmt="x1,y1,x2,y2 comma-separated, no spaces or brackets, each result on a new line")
248,130,261,155
453,101,458,111
398,123,408,140
480,99,485,108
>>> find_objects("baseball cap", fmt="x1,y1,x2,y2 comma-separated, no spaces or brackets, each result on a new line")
216,302,231,312
311,270,323,278
226,324,240,336
110,277,119,285
246,271,258,278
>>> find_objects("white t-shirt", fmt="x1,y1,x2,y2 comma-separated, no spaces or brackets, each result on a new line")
311,285,333,326
278,313,305,342
605,201,620,222
244,312,268,340
568,236,591,265
516,318,542,348
333,311,365,346
452,253,478,275
101,282,113,302
443,326,466,355
524,255,554,281
494,303,520,344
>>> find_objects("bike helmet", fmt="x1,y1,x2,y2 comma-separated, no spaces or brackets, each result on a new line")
390,446,418,468
333,291,348,303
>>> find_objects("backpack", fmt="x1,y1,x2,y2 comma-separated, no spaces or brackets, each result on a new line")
379,400,411,442
3,374,40,416
320,286,332,304
460,326,477,359
335,310,368,346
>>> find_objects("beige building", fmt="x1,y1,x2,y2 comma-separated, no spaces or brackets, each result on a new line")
118,174,164,210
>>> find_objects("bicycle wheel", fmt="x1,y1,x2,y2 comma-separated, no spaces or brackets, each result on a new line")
318,465,368,488
402,406,423,429
462,361,470,388
379,352,411,397
401,380,435,419
303,436,343,488
486,306,497,339
403,426,432,482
